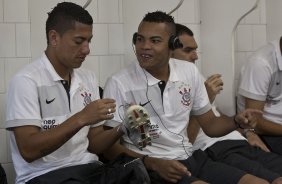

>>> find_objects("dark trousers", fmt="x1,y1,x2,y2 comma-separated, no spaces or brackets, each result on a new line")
27,162,102,184
149,149,245,184
206,140,282,182
27,154,150,184
260,135,282,155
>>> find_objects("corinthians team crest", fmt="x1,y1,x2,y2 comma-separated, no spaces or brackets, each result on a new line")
81,92,92,106
178,82,191,107
78,83,93,106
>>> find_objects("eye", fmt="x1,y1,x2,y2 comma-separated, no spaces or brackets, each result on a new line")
74,37,86,45
184,47,197,53
151,38,161,44
74,39,83,45
136,36,143,42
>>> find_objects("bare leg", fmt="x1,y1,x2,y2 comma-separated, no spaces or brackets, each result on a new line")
272,177,282,184
191,180,209,184
238,174,269,184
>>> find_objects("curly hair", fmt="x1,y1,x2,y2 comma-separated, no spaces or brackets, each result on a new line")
142,11,176,35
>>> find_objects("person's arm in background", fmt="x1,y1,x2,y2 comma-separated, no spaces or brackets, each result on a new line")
245,97,282,135
240,127,270,152
188,74,265,151
205,74,269,152
204,74,223,103
237,54,280,151
234,97,272,152
205,75,266,141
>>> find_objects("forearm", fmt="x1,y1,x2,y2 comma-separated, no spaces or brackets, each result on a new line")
13,113,85,162
103,141,145,160
256,118,282,136
88,126,123,154
207,115,236,137
187,117,200,144
103,142,162,172
243,97,280,135
196,111,236,137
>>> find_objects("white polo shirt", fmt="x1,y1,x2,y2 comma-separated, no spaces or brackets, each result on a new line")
103,58,211,160
237,39,282,125
6,53,100,184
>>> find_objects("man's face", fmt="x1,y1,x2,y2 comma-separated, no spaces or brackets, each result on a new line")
173,34,198,63
134,21,172,73
51,22,93,70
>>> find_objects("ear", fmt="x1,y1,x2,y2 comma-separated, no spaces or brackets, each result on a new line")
48,30,59,46
132,32,137,45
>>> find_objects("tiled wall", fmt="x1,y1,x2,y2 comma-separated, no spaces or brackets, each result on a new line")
234,0,267,113
235,0,266,85
0,0,267,183
198,0,266,115
1,0,30,183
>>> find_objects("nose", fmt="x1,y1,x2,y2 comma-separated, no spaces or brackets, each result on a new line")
82,42,90,55
192,51,198,60
140,39,152,49
189,49,199,60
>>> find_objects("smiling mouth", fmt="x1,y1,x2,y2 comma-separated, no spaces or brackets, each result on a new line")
140,54,153,61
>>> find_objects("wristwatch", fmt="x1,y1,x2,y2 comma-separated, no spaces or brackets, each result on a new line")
242,129,256,137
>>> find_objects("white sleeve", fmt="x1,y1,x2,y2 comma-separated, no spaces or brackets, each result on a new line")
6,75,42,128
103,77,125,125
238,58,271,101
191,67,211,115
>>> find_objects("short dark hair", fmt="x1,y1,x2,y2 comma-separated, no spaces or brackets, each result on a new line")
175,23,194,37
142,11,176,35
46,2,93,44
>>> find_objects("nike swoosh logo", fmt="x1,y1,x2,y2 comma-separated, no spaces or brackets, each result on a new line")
46,98,55,104
139,100,151,107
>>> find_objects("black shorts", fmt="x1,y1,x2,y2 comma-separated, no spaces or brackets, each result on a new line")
260,135,282,155
149,149,246,184
206,140,282,182
26,154,150,184
26,162,102,184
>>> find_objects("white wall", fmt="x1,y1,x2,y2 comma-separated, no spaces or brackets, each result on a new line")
266,0,282,41
200,0,266,115
0,0,272,183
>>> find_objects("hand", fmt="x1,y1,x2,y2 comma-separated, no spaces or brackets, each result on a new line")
235,109,263,129
79,98,116,126
145,157,191,183
245,131,270,152
205,74,223,102
122,105,152,150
